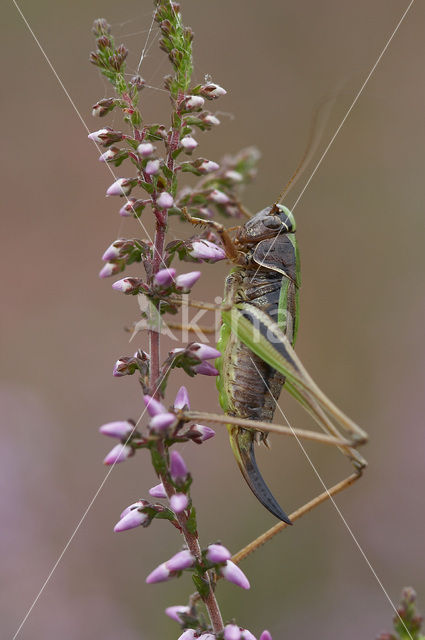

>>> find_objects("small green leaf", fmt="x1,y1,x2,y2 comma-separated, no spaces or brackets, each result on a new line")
186,506,197,534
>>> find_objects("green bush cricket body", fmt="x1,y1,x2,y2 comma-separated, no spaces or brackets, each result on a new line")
183,202,368,524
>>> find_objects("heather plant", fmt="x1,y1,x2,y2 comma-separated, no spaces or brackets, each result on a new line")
88,4,421,640
89,3,266,639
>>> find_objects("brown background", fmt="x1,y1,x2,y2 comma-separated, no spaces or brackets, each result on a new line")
1,1,425,638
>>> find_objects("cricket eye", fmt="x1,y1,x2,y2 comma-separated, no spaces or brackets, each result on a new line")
263,216,282,230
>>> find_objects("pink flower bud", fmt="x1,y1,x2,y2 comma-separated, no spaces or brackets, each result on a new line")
174,386,190,411
175,271,201,290
114,508,148,532
194,361,219,376
189,240,226,262
156,191,174,209
202,114,221,126
225,170,243,182
224,625,242,640
144,395,166,417
120,500,147,519
106,178,133,197
99,420,133,439
112,277,139,293
88,128,110,142
178,631,197,640
103,444,133,465
165,605,191,623
146,562,170,584
199,635,215,640
119,198,138,217
166,549,195,572
170,493,188,513
190,343,221,361
154,268,176,287
149,482,167,498
137,142,155,157
102,243,121,261
242,631,257,640
149,412,176,432
170,451,189,481
99,263,121,278
99,148,119,162
199,160,220,173
259,632,272,640
190,424,215,443
200,83,227,99
180,136,198,152
145,159,160,175
185,95,205,109
220,560,250,590
209,189,230,204
206,543,231,564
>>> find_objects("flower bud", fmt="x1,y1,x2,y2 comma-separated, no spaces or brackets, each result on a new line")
114,507,148,532
180,136,198,152
92,98,115,117
170,493,188,513
189,239,226,262
119,198,145,217
209,189,230,204
102,243,121,261
175,271,201,290
99,147,120,162
156,191,174,209
145,159,160,175
198,159,219,173
99,420,133,439
170,450,189,482
194,361,219,376
184,95,205,110
99,262,122,278
220,560,250,589
88,127,123,145
112,277,141,294
206,543,231,564
144,395,167,417
189,424,215,443
174,386,190,411
189,343,221,361
149,482,167,498
103,443,133,465
178,630,197,640
225,170,243,182
165,605,191,623
149,412,176,432
166,549,195,572
199,635,215,640
120,500,148,519
106,178,134,197
224,625,242,640
137,142,155,157
242,631,257,640
154,268,176,287
146,562,170,584
200,83,227,99
259,632,272,640
202,113,221,126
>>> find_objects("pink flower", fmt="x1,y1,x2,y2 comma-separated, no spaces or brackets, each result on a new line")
206,543,231,564
106,178,133,197
149,412,176,432
180,135,198,152
190,424,215,443
259,632,272,640
170,493,188,513
220,560,250,589
99,263,121,278
166,550,195,572
156,191,174,209
154,268,176,287
194,361,219,376
103,444,132,465
144,395,167,417
174,386,190,411
112,277,139,293
209,188,230,204
224,624,242,640
99,420,133,439
202,114,220,126
170,451,188,481
137,142,154,157
190,343,221,361
145,159,160,175
165,605,191,623
178,631,197,640
114,508,148,532
185,95,205,109
149,482,167,498
189,240,226,262
199,160,219,173
200,83,227,99
175,271,201,290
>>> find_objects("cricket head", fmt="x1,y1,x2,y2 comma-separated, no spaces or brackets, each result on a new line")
235,204,296,246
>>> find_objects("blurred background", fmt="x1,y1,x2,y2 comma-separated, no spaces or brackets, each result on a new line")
1,0,424,638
